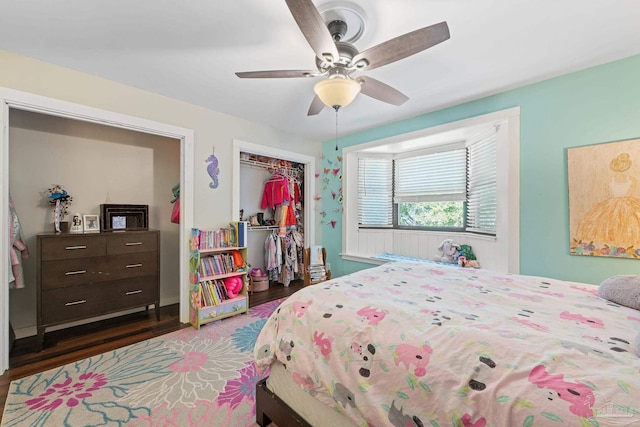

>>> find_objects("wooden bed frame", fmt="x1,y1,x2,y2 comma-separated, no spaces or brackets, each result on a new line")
256,377,311,427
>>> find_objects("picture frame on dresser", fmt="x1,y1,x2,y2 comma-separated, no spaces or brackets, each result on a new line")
100,204,149,232
83,214,100,233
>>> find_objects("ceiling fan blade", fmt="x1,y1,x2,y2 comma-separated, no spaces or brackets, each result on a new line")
236,70,320,78
307,95,325,116
352,21,450,71
356,76,409,106
285,0,339,63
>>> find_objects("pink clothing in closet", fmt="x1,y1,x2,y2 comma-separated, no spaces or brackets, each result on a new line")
261,175,290,209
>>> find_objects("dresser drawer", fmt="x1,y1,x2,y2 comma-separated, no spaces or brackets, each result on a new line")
105,252,158,280
41,257,109,289
40,277,158,325
108,276,159,309
40,284,109,325
107,232,158,255
40,235,106,260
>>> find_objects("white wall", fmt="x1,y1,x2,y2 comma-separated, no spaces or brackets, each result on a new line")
9,110,180,336
239,164,271,270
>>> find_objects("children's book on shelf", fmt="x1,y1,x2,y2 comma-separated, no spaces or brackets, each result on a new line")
189,225,249,328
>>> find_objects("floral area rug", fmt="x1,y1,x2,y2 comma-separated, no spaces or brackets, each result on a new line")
1,299,285,427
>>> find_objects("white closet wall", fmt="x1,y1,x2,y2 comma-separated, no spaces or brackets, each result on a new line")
239,164,272,271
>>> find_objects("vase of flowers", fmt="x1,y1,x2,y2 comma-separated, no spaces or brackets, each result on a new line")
46,185,73,233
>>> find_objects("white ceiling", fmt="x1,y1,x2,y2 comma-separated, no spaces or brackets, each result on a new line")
1,1,639,142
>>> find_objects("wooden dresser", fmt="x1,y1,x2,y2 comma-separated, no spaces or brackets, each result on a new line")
36,230,160,350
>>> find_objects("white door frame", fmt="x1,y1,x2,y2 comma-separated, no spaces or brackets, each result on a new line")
0,88,194,374
231,139,316,247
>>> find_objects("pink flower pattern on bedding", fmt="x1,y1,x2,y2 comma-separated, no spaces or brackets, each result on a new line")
254,261,640,426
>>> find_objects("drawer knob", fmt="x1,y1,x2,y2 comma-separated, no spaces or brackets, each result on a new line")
65,245,87,250
125,242,143,246
65,270,87,276
126,263,143,268
65,300,87,306
126,290,143,295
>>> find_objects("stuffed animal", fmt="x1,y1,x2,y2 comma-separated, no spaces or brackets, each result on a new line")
458,244,481,268
224,276,243,299
231,250,246,269
433,239,461,264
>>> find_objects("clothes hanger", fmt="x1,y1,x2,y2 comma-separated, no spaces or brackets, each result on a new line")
265,170,286,183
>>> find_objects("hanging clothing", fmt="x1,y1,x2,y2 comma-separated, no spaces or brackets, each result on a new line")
261,172,290,209
264,233,282,281
170,184,180,224
280,234,297,286
290,230,305,274
9,194,29,289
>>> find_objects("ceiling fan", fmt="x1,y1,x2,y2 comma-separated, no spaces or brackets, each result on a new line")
235,0,450,116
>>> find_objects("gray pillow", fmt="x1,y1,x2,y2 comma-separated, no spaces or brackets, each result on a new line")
598,275,640,310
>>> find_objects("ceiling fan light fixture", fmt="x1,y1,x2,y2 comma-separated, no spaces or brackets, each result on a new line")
314,77,361,108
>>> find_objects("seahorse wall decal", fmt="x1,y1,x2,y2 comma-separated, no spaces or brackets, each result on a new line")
206,153,219,188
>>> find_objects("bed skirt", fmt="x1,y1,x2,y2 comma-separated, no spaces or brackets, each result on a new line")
256,361,356,426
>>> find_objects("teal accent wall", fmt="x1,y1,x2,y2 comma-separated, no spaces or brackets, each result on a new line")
321,54,640,284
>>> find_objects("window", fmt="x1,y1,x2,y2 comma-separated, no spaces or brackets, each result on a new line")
342,107,520,272
466,130,497,234
395,143,467,229
358,157,392,226
357,132,497,234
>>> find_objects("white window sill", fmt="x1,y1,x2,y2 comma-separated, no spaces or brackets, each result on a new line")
340,253,389,265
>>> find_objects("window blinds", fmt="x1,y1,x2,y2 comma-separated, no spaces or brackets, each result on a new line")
393,147,467,203
358,157,392,226
466,129,497,234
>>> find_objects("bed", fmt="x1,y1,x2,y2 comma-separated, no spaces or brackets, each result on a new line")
253,261,640,426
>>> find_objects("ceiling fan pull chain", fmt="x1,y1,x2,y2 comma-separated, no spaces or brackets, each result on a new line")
334,106,339,151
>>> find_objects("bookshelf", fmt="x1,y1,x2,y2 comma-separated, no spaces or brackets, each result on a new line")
189,222,249,328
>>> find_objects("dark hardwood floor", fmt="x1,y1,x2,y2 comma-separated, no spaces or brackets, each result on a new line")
0,280,303,420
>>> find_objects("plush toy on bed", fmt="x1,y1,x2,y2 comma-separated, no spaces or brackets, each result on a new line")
433,239,461,264
224,276,243,299
598,275,640,356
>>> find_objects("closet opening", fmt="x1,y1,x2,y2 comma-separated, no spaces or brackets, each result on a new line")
0,88,195,374
232,139,317,291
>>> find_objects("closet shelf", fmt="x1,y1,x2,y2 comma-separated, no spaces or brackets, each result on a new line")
240,158,303,176
248,225,279,231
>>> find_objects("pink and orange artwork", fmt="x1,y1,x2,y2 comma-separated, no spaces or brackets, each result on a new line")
568,138,640,258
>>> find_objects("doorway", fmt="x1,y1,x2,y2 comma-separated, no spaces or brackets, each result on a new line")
0,88,195,374
231,139,316,248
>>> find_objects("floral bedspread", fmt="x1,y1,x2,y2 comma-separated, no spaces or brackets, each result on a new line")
254,261,640,427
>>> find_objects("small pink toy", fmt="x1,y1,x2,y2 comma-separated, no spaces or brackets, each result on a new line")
224,276,243,298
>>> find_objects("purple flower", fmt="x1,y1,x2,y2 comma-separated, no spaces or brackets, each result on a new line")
217,362,264,410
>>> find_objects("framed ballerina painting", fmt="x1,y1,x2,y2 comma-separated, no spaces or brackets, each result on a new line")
568,137,640,258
